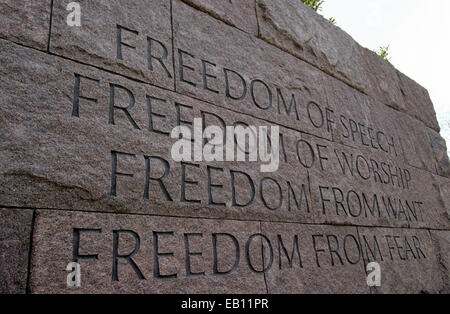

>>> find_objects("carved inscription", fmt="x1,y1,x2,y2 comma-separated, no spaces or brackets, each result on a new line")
0,0,447,294
29,211,435,293
69,71,425,225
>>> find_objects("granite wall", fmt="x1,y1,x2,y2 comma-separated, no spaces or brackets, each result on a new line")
0,0,448,294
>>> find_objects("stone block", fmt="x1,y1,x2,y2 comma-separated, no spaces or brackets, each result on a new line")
255,0,440,131
358,227,445,293
29,210,266,293
51,0,174,89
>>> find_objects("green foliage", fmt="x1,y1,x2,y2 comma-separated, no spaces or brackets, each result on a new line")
301,0,392,60
375,45,391,61
301,0,324,12
302,0,336,24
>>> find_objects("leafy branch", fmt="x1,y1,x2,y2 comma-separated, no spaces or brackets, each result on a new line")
301,0,336,24
301,0,325,12
374,45,391,61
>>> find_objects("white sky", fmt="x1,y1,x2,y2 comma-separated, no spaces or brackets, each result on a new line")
321,0,450,151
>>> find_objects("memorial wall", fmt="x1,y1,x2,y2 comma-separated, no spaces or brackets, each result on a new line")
0,0,449,294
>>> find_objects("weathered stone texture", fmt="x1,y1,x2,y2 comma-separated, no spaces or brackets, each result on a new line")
0,39,313,223
327,74,450,178
180,0,258,35
29,210,266,294
325,75,404,164
430,231,450,293
428,129,450,178
28,210,379,294
51,0,174,89
0,0,51,50
435,176,450,224
395,71,440,133
396,115,436,173
27,210,450,294
0,209,33,294
0,0,448,295
256,0,440,132
358,227,445,293
307,132,448,230
261,222,369,294
172,0,444,180
1,38,448,234
173,0,333,141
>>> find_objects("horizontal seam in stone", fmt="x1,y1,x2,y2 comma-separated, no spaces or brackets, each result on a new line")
1,206,448,232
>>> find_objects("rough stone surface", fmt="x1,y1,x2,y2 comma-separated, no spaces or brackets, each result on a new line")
0,39,316,224
435,175,450,224
261,222,369,293
325,74,404,165
29,210,266,293
0,209,33,294
329,76,445,176
50,0,174,89
428,129,450,178
430,231,450,293
395,114,436,173
0,0,51,50
180,0,258,35
358,227,445,294
396,71,440,132
256,0,440,132
307,132,448,230
173,0,333,141
1,38,447,232
0,0,448,294
172,0,443,177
